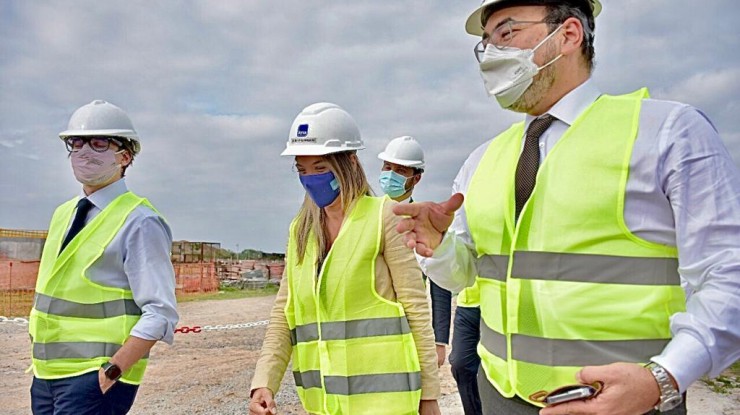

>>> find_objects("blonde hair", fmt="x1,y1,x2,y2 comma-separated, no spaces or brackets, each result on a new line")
293,151,373,264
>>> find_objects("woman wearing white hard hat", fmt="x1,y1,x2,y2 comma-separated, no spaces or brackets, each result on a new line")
249,103,441,415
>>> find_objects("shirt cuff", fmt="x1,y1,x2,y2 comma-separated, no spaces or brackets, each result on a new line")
651,331,711,393
130,313,176,345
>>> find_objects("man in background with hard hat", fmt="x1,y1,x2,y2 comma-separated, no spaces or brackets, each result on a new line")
394,1,740,414
378,136,425,204
379,136,483,415
29,100,178,414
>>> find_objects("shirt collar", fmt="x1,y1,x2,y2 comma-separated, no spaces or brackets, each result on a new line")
81,179,128,210
525,79,601,126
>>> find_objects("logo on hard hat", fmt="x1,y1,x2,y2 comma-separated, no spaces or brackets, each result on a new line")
297,124,309,137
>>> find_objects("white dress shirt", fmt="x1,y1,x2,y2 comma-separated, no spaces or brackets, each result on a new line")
69,178,179,344
420,79,740,392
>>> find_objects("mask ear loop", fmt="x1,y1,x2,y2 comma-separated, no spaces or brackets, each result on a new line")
533,24,564,71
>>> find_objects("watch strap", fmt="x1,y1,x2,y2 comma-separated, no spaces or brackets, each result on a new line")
646,362,682,412
101,361,123,381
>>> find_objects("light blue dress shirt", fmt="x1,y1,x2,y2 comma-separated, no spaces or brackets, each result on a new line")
420,79,740,393
68,178,179,344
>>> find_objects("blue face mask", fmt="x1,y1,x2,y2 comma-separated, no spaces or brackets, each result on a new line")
299,171,340,208
379,170,411,199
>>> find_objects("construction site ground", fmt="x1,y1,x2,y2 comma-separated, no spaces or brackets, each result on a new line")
1,294,738,414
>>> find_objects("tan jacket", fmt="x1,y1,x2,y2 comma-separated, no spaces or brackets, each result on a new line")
251,201,440,400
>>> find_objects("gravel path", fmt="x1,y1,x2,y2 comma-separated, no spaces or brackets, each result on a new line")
1,296,737,414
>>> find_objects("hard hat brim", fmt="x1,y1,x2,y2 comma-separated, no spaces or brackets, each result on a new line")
59,129,138,140
377,153,425,169
465,0,601,36
281,144,366,157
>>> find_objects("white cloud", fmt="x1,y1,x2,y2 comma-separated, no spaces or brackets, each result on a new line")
1,0,738,251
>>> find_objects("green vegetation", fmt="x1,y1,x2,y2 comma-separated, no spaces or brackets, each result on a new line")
177,285,279,303
214,247,285,261
701,361,740,394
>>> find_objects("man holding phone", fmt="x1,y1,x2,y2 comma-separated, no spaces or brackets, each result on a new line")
394,0,740,414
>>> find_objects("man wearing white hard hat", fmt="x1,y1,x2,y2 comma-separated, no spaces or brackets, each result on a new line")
378,137,483,414
394,1,740,414
378,136,425,203
29,100,178,414
250,103,441,415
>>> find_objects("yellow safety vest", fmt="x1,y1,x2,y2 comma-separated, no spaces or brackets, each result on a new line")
465,89,685,406
285,195,422,415
457,282,480,308
29,192,159,384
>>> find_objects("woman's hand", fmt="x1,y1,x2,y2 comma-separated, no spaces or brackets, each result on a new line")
419,399,442,415
249,387,277,415
436,345,446,367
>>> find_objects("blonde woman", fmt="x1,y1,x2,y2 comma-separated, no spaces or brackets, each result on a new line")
249,103,441,415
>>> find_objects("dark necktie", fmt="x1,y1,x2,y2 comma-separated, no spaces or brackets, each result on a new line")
515,114,555,221
59,198,94,253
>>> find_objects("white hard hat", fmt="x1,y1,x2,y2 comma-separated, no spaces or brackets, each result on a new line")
378,136,425,170
465,0,602,36
281,102,364,156
59,100,141,154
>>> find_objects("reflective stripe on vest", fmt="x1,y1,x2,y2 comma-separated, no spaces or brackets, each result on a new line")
480,323,669,366
465,89,685,406
477,255,509,282
294,371,422,395
511,252,679,285
290,316,411,345
34,293,141,319
29,192,159,385
33,342,150,360
285,195,422,414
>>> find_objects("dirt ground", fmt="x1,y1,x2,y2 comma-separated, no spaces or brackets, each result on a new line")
1,295,738,414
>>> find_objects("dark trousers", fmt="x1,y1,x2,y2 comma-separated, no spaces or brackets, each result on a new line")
449,305,482,415
31,371,139,415
477,366,688,415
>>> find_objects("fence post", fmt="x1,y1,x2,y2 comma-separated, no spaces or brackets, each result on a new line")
8,261,13,317
199,263,204,293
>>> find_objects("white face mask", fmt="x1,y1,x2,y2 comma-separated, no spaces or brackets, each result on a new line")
71,146,124,186
479,25,563,108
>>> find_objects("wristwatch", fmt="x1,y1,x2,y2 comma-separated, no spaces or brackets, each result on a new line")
646,362,682,412
101,361,123,381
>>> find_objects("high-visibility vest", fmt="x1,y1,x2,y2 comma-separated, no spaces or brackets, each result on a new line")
465,89,685,406
29,192,159,385
285,195,422,415
457,282,480,308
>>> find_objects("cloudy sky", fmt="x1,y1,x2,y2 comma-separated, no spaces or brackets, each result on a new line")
1,1,738,253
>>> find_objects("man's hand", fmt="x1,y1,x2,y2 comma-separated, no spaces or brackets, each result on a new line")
539,362,662,415
393,193,464,257
249,387,277,415
435,345,446,367
419,399,442,415
98,368,116,394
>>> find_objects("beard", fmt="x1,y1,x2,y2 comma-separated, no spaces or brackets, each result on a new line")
508,42,559,113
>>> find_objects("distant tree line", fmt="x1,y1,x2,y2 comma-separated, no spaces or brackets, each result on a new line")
214,247,285,261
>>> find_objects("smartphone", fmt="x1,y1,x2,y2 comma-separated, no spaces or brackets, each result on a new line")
545,384,597,405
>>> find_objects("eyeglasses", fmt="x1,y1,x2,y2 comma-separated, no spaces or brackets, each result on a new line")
64,136,123,153
474,20,550,62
